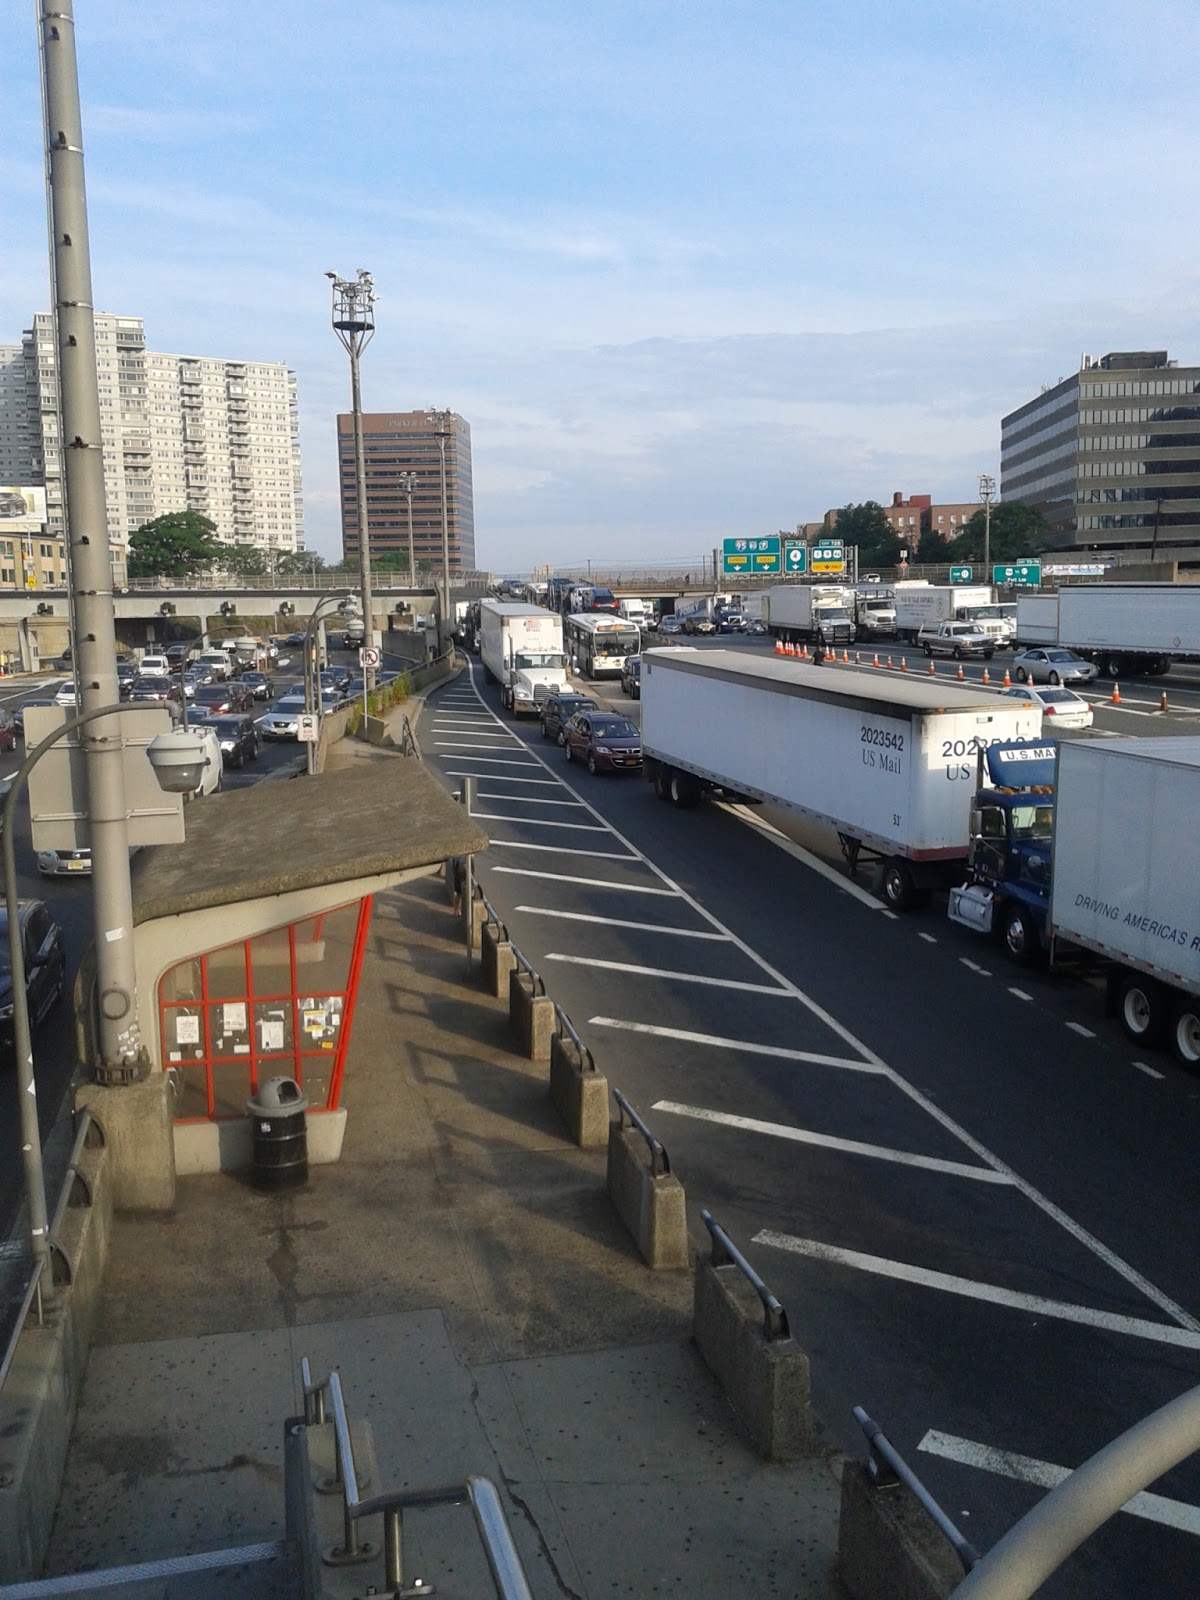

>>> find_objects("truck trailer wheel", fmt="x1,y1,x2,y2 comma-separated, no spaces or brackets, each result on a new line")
881,860,919,911
1168,998,1200,1067
670,771,701,809
1000,903,1040,963
1103,654,1124,679
654,768,672,802
1116,973,1168,1046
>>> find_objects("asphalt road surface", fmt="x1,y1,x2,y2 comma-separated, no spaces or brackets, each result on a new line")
417,651,1200,1599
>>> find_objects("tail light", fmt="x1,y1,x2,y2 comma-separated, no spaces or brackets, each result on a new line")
1043,704,1055,715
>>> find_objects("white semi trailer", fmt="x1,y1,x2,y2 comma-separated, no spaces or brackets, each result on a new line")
479,599,569,715
894,584,995,642
764,585,857,646
1015,584,1200,677
641,647,1042,908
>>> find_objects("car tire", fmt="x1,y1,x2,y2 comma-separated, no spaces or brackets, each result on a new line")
1168,996,1200,1068
564,741,573,762
952,647,963,661
881,859,918,911
587,753,598,775
1001,902,1040,964
654,768,672,802
540,719,549,739
1048,671,1061,686
1015,667,1028,683
1116,973,1169,1047
556,729,566,746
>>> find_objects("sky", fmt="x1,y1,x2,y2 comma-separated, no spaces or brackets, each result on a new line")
3,0,1200,572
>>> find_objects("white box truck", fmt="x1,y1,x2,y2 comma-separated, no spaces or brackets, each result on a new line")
480,600,569,715
949,737,1200,1064
641,647,1042,908
894,584,994,642
764,585,857,647
1014,584,1200,677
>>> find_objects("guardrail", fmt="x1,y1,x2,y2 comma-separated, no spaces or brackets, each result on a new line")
511,944,546,995
0,1107,104,1394
397,714,421,759
853,1406,979,1574
699,1209,790,1341
611,1088,670,1177
300,1358,533,1598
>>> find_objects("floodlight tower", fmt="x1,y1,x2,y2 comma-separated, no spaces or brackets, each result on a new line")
327,269,378,689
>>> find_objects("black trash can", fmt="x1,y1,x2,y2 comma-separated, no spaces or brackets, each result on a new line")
246,1076,309,1191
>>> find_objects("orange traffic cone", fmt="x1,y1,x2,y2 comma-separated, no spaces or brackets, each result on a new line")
1002,668,1011,687
1111,682,1121,704
1160,691,1169,713
900,657,908,672
956,662,965,680
927,659,935,675
842,649,850,663
886,655,894,669
774,637,783,655
872,652,879,668
982,667,990,684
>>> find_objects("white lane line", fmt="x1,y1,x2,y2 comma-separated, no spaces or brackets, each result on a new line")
1066,1021,1096,1038
589,1017,885,1072
434,742,527,752
471,812,609,832
489,841,636,860
655,1101,1010,1182
433,752,538,765
1133,1060,1165,1080
960,958,991,976
454,659,1200,1334
918,932,937,944
918,1430,1200,1536
1009,987,1033,1002
548,953,789,994
479,794,584,807
719,802,890,912
517,908,729,939
754,1232,1200,1350
495,869,678,895
432,727,518,737
447,772,560,786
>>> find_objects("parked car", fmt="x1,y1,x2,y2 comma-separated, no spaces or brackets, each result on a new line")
620,658,642,698
165,643,193,668
193,681,254,716
1002,684,1094,729
195,650,231,682
917,620,994,660
1010,648,1098,687
563,712,643,774
138,654,171,676
0,900,66,1051
261,694,308,740
239,670,273,701
117,662,138,698
658,616,684,636
321,666,352,693
36,846,95,877
539,692,598,745
194,713,259,768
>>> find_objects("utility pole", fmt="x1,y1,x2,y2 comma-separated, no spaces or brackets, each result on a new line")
39,0,144,1082
398,470,417,585
979,473,996,578
327,270,377,690
428,410,453,653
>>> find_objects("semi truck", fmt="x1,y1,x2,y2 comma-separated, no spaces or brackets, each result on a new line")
854,587,897,641
894,584,1000,643
948,737,1200,1065
479,599,569,715
764,585,857,647
1014,584,1200,677
641,647,1042,908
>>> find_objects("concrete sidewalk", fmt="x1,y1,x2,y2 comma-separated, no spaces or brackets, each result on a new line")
40,687,844,1597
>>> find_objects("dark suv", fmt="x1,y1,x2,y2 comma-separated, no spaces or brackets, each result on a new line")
539,691,598,745
620,658,642,698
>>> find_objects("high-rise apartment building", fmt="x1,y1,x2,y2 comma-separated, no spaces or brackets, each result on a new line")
338,410,475,572
0,346,36,484
1001,350,1200,558
10,312,304,555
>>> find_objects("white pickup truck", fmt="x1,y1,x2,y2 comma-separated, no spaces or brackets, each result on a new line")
917,620,995,660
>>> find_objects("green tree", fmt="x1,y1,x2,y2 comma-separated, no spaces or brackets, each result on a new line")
127,511,221,579
273,549,326,579
831,502,901,568
949,501,1049,562
374,551,410,573
915,525,949,564
220,542,270,580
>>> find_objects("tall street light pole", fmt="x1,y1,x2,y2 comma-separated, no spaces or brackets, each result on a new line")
428,409,453,653
397,470,417,584
980,473,996,578
39,0,144,1083
327,270,378,692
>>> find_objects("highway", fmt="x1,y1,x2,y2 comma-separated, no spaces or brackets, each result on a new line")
418,644,1200,1598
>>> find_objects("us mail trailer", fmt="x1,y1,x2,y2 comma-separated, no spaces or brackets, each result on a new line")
641,647,1042,909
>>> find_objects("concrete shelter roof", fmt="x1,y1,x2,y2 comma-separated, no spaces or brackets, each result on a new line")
131,759,487,924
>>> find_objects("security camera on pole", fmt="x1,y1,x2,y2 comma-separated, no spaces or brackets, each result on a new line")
980,473,996,576
326,269,379,691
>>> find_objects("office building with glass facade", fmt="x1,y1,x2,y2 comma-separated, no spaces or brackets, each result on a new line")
338,410,475,573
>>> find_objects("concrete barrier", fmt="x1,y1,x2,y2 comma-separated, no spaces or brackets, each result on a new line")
480,919,516,1000
692,1253,813,1461
837,1458,963,1600
508,967,555,1061
0,1123,113,1580
606,1106,687,1267
549,1027,609,1150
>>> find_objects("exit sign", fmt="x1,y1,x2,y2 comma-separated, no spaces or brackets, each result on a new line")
949,565,973,583
993,562,1041,587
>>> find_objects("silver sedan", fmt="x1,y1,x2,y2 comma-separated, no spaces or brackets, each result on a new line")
1010,648,1098,686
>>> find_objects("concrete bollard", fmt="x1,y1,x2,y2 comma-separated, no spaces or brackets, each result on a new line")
692,1255,813,1461
480,920,516,999
606,1116,688,1268
549,1027,609,1149
508,967,555,1061
463,881,482,954
837,1458,963,1600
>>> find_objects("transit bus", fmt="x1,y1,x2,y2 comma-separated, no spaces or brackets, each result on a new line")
564,612,641,678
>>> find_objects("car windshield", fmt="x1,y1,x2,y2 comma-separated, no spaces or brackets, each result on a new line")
593,719,638,739
1010,804,1055,840
1045,651,1080,662
515,651,562,669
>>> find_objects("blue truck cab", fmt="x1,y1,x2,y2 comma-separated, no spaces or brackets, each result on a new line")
947,742,1058,961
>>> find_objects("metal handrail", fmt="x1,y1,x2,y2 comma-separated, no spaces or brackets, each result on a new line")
853,1407,979,1573
510,944,545,996
396,714,422,760
0,1107,104,1394
699,1210,790,1341
611,1089,670,1176
477,889,509,943
301,1360,534,1598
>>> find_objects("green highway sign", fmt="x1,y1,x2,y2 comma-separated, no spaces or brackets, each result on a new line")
949,565,973,583
812,538,846,574
783,540,808,574
723,535,781,575
993,561,1041,587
